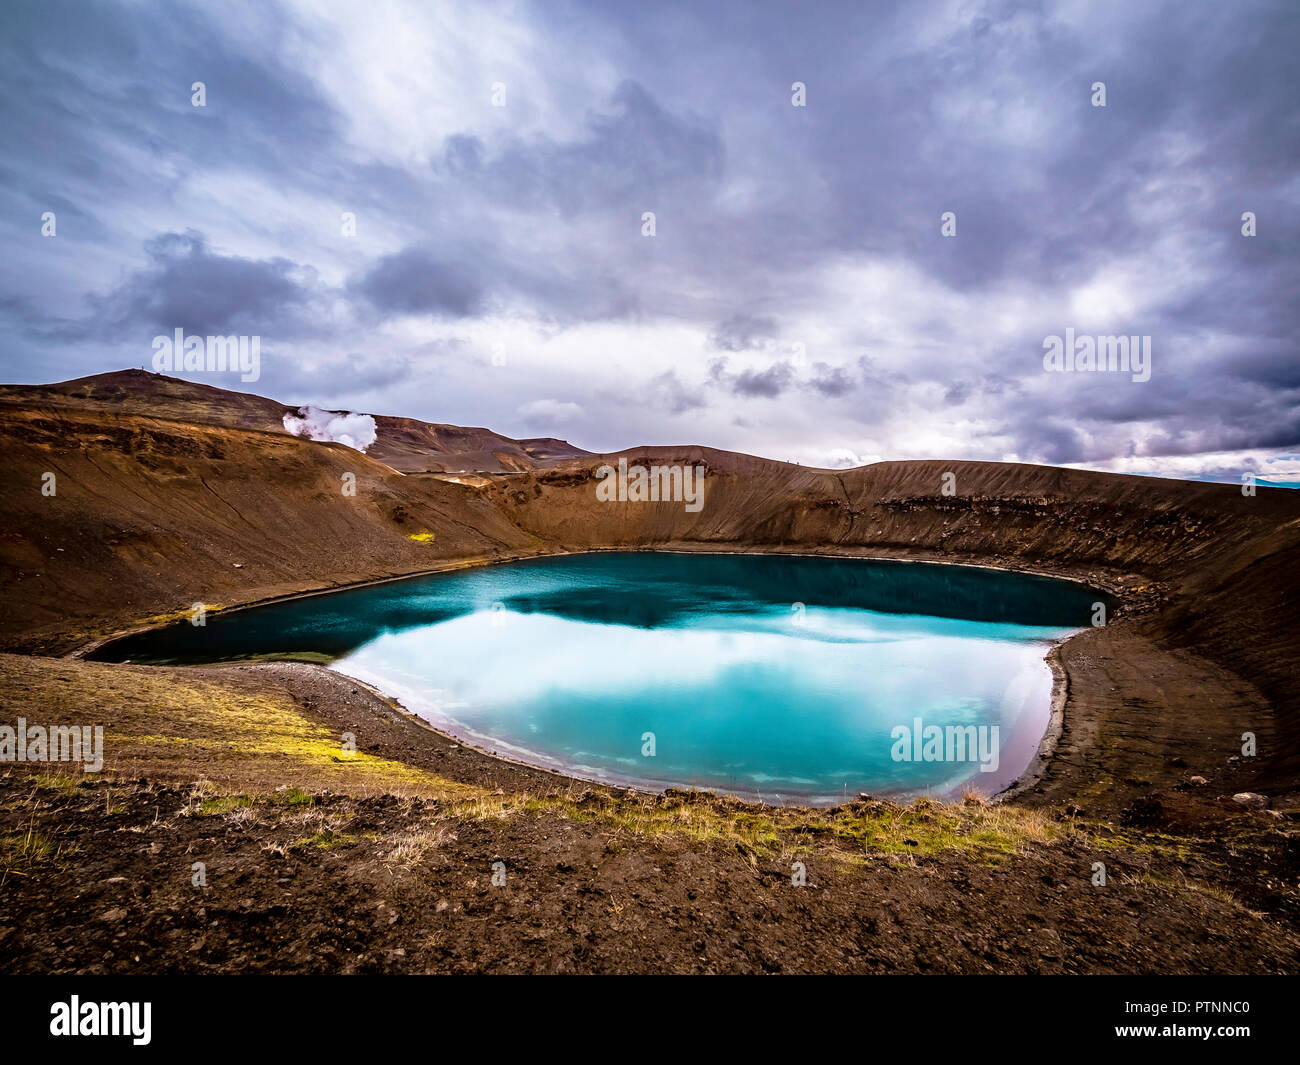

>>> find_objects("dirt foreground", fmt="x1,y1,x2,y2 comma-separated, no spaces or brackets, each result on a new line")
1,653,1298,974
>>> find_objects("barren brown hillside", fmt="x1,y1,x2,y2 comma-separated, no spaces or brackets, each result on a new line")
1,369,1298,805
0,368,590,474
0,405,539,648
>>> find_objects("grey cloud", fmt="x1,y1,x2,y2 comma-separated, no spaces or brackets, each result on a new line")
352,248,485,319
1,0,1296,476
455,80,725,216
27,231,326,342
709,358,796,399
808,362,857,398
648,370,707,414
709,314,779,352
0,0,341,204
1012,417,1090,466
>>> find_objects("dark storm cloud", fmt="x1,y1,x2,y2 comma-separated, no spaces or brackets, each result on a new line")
550,0,1299,465
735,364,793,399
0,0,1296,475
350,241,643,325
709,314,780,352
352,248,485,319
1010,417,1090,466
0,0,340,204
710,357,796,399
4,230,327,347
808,362,856,398
67,232,324,339
943,381,972,406
1229,349,1300,391
445,80,725,216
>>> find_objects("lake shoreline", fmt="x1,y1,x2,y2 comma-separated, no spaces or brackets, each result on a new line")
75,545,1120,810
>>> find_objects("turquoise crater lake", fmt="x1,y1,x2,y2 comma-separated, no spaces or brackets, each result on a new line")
95,552,1107,804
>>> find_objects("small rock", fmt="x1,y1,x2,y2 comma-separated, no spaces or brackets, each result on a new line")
101,908,127,922
1232,792,1270,809
1189,775,1209,786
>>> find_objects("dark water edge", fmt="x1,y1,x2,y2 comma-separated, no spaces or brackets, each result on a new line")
92,550,1111,665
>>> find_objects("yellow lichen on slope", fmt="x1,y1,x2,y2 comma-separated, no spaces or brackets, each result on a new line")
0,654,482,802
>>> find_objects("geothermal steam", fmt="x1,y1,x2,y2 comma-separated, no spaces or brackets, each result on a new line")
283,406,378,452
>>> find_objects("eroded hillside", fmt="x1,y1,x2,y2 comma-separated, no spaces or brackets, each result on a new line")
1,370,1298,800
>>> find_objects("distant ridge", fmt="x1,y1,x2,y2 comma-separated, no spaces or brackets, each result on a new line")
0,369,592,474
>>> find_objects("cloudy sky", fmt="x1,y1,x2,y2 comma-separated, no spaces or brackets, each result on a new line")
2,0,1297,482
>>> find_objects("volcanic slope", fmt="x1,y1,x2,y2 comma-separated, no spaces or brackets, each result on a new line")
1,370,1298,804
